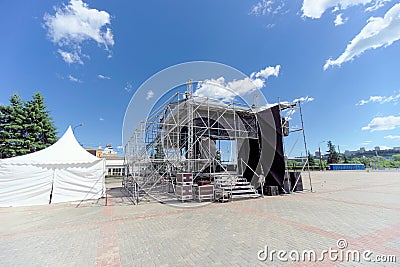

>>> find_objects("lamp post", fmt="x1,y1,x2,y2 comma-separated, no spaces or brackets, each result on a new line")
73,123,84,133
318,141,326,171
73,123,84,146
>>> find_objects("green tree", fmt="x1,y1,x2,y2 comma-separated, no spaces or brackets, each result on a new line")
24,93,57,153
0,92,57,158
307,151,315,166
343,153,349,163
0,94,28,158
359,156,371,167
393,154,400,161
326,141,339,164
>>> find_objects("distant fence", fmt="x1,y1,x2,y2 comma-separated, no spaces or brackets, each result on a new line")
329,164,365,171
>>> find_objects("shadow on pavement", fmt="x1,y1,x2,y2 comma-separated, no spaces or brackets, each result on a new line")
105,184,136,206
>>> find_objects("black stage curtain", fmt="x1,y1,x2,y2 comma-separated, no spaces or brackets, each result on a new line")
239,105,285,188
258,105,285,187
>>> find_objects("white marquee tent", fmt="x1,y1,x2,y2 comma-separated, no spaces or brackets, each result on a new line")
0,126,105,207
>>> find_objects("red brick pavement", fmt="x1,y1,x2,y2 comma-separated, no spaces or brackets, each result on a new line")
94,193,121,267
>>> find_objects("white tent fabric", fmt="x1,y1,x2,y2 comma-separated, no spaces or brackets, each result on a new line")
0,126,105,207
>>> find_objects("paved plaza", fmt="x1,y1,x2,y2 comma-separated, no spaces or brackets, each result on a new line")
0,171,399,266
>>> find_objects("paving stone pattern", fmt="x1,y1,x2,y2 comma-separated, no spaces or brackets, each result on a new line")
0,171,399,266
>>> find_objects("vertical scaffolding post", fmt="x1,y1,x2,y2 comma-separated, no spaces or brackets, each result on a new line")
187,80,194,172
233,101,238,174
207,97,212,176
298,101,312,192
278,97,289,193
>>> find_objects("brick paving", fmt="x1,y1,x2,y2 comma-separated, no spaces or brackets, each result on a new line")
0,171,399,266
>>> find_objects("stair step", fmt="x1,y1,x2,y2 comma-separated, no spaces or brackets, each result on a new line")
231,194,260,199
227,189,258,194
218,186,253,190
212,174,261,200
215,181,251,185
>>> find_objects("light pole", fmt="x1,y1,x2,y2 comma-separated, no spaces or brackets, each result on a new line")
73,123,84,146
73,123,84,133
318,141,326,171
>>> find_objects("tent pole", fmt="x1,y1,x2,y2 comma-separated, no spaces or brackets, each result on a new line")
49,168,55,204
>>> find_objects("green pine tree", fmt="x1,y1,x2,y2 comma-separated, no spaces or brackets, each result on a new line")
0,92,57,158
0,94,28,157
307,151,315,166
326,140,339,164
0,104,10,158
24,93,57,153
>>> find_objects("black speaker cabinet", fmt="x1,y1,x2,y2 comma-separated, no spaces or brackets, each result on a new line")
265,186,279,196
289,171,303,192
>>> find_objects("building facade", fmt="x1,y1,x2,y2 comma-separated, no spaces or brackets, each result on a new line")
104,157,125,177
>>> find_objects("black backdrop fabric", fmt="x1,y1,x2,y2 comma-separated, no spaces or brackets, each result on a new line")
238,105,285,188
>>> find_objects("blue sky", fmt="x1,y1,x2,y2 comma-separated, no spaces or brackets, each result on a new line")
1,0,400,155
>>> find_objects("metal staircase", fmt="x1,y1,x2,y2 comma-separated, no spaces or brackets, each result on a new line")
214,174,260,201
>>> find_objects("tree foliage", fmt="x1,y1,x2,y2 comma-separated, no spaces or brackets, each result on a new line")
343,153,349,163
307,151,315,166
0,94,28,157
326,140,339,164
0,92,57,158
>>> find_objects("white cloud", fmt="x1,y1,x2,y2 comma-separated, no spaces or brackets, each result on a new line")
302,0,379,19
194,65,280,101
58,49,83,64
124,82,133,92
284,108,296,121
281,96,314,120
68,74,81,83
334,13,348,26
324,3,400,70
357,92,400,105
384,135,400,139
97,74,110,80
265,23,276,29
362,115,400,131
194,78,235,100
250,65,281,79
250,1,286,16
385,135,400,139
44,0,114,47
146,90,154,100
195,77,263,101
362,140,373,144
44,0,114,64
99,117,104,121
365,0,392,12
293,96,314,103
228,77,265,95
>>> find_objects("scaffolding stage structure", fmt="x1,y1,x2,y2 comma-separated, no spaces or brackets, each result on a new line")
123,85,311,205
